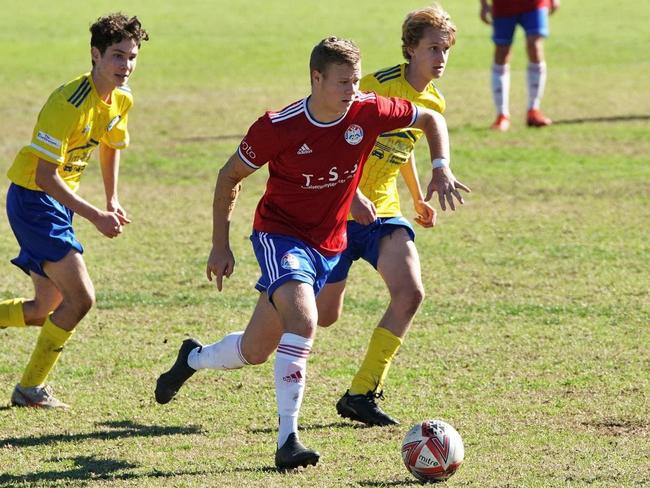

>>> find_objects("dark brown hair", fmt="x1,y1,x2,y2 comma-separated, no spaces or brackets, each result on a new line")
90,13,149,54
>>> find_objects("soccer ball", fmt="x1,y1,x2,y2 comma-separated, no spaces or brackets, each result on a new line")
401,419,464,482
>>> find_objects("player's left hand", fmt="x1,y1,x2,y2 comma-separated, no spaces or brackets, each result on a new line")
351,191,377,225
550,0,560,14
107,198,132,225
413,199,436,228
425,167,471,211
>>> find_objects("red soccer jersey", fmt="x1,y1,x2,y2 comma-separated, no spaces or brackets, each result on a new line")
237,93,417,256
492,0,549,17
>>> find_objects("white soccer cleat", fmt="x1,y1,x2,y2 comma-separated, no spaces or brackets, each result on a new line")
11,383,70,409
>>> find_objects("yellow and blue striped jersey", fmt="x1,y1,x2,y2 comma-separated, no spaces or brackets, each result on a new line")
7,73,133,192
358,63,445,217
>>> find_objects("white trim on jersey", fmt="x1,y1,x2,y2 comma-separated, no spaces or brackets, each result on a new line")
237,146,261,170
303,97,350,128
408,103,419,127
30,143,64,163
355,91,376,102
269,99,304,124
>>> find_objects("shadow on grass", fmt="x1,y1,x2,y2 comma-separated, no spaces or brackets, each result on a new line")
0,420,202,448
0,455,208,484
553,114,650,125
358,480,418,486
249,420,377,434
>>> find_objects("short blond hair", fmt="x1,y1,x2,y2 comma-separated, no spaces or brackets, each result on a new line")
310,36,360,75
402,4,456,60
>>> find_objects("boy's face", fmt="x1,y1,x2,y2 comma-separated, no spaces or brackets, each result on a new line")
91,38,139,89
407,27,452,80
312,61,361,115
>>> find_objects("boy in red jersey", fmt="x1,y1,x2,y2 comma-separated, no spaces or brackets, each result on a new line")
155,37,467,470
480,0,560,130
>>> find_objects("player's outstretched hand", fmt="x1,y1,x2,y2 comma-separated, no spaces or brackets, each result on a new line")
425,166,471,211
413,199,436,228
93,211,124,238
351,191,377,225
206,246,235,291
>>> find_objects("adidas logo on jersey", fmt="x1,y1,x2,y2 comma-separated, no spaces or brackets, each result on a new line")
297,143,312,155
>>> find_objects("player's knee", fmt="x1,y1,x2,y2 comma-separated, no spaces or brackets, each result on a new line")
317,310,340,327
243,349,272,365
73,287,96,320
394,285,425,317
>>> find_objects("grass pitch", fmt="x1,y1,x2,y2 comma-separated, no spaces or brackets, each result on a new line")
0,1,649,486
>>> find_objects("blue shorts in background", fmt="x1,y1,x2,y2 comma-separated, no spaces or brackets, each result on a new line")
250,231,340,301
326,216,415,284
5,183,83,277
493,7,549,45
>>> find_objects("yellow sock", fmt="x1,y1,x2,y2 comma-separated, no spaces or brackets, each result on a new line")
20,316,74,387
0,298,27,328
349,327,402,395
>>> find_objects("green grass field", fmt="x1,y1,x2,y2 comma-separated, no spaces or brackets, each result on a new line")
1,1,649,486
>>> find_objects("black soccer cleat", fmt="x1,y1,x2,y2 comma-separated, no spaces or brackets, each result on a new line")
275,433,320,470
336,390,400,426
155,338,202,404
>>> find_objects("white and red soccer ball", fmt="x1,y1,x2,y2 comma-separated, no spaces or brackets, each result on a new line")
401,419,464,482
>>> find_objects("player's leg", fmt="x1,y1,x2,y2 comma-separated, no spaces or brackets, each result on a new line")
271,280,321,469
154,293,283,405
523,8,552,126
13,250,94,409
490,15,516,130
337,226,422,426
316,280,347,327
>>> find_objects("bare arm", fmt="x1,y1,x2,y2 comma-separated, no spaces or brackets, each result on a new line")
410,108,471,211
480,0,492,24
206,152,255,291
399,153,436,228
99,143,130,225
350,188,377,225
35,158,123,238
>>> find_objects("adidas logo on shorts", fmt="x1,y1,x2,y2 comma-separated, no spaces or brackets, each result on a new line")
297,143,312,155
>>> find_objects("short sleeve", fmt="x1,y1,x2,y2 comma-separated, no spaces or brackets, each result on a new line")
237,114,281,170
29,97,80,164
375,95,417,134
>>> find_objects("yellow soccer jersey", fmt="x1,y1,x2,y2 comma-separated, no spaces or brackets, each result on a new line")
7,73,133,192
358,63,445,218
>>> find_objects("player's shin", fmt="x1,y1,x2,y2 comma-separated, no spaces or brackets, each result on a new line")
20,316,74,387
0,298,27,328
275,333,312,447
350,327,402,395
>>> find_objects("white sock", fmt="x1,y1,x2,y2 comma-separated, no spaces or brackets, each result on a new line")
275,332,312,447
527,62,547,110
187,331,248,370
491,63,510,116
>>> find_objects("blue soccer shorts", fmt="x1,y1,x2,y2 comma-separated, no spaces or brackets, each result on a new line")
5,183,83,277
493,7,549,45
250,231,340,301
326,216,415,284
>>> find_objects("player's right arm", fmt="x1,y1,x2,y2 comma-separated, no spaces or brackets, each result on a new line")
35,159,123,238
206,153,254,291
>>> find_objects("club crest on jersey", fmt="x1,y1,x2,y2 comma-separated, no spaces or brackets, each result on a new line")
281,252,301,270
344,124,364,145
